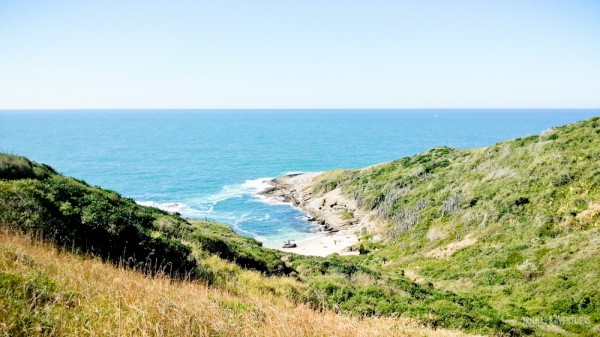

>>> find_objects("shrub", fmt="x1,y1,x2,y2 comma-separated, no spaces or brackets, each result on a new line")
0,153,54,180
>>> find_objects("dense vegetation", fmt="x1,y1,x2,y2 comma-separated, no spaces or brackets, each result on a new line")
0,153,286,277
2,116,599,336
312,116,600,336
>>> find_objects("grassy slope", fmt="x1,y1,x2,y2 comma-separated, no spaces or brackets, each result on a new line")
1,231,476,337
311,116,600,336
0,153,286,276
0,153,498,336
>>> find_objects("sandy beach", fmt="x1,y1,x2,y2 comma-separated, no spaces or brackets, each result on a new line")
260,172,379,257
278,228,359,256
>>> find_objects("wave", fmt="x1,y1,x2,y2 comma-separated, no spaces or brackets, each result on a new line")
203,177,274,204
136,177,276,217
139,171,315,215
253,194,289,206
136,200,210,218
201,176,302,207
236,172,323,211
136,174,322,244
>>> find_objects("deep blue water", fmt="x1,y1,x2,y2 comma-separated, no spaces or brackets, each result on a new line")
1,109,598,247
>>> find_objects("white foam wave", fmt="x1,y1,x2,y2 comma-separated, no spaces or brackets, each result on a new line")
200,176,302,208
241,177,274,193
247,176,298,205
136,201,209,218
136,177,276,220
137,175,317,238
203,177,274,204
253,194,289,206
141,174,311,218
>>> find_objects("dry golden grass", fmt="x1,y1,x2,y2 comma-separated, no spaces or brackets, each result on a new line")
0,231,477,337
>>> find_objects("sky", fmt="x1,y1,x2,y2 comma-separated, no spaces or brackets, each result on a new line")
0,1,599,109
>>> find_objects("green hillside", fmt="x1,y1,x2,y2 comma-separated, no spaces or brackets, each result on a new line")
0,152,510,336
0,153,287,277
311,116,600,335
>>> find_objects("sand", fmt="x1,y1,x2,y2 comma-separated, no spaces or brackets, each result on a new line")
278,228,359,256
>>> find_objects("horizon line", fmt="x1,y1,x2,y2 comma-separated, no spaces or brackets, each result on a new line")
2,107,600,111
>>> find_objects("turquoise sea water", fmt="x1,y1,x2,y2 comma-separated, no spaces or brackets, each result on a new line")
1,109,598,247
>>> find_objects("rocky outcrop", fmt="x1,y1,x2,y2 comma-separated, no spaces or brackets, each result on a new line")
259,173,380,236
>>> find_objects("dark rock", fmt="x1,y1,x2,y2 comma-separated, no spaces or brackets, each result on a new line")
259,187,277,194
282,240,297,248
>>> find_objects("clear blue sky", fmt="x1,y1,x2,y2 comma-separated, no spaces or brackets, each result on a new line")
1,1,599,109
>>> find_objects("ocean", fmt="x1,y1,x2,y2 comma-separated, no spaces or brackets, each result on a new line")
1,109,598,248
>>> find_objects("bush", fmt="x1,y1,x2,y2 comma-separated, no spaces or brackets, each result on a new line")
0,155,197,278
478,270,506,286
191,220,288,275
0,153,54,180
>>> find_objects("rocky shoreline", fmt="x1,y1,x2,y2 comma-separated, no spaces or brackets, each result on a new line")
259,172,379,256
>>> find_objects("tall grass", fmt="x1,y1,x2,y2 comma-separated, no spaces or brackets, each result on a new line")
0,231,474,337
